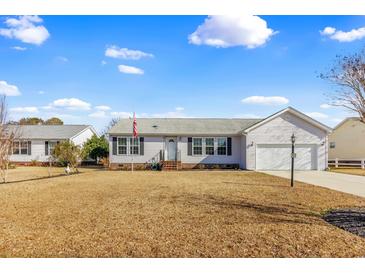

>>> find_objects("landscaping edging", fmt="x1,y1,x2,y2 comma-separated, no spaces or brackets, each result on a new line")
323,209,365,238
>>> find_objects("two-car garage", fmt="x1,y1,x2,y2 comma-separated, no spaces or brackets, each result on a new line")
256,144,318,170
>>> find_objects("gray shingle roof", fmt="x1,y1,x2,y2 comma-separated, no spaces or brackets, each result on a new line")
4,125,91,139
108,118,263,136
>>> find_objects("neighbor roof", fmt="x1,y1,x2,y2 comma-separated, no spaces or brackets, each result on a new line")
108,118,262,136
4,125,94,139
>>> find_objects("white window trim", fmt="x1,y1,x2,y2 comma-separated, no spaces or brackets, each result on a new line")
192,137,203,156
12,140,30,155
191,137,229,157
205,137,215,155
47,140,58,156
117,136,140,156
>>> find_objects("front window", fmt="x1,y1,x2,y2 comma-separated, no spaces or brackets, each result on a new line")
12,141,20,155
217,138,227,155
129,137,140,155
118,137,127,155
205,138,214,155
193,138,202,155
20,141,28,155
330,142,336,149
48,141,58,155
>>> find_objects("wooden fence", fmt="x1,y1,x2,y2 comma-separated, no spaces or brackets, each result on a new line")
328,159,365,169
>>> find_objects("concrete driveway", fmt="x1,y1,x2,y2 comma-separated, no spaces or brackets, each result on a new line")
261,170,365,198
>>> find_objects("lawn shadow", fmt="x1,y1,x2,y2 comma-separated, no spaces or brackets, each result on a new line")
221,181,290,188
0,172,80,185
168,193,323,225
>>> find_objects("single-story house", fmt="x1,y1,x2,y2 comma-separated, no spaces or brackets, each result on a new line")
329,117,365,160
6,125,97,164
107,107,332,171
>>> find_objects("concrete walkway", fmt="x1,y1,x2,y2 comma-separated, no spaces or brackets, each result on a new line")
261,170,365,198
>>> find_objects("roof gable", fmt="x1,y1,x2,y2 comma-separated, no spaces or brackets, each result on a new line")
243,107,332,134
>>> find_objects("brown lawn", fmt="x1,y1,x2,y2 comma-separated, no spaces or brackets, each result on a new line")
1,167,365,258
330,167,365,177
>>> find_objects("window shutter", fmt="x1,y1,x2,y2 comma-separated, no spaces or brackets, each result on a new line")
28,141,31,155
227,137,232,156
139,137,144,155
188,137,192,156
45,141,49,156
112,137,117,155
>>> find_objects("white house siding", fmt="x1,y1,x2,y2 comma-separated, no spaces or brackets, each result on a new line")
179,136,242,165
246,113,328,170
71,127,95,146
9,139,60,163
109,136,164,164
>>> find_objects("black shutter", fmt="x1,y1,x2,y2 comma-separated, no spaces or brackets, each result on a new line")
227,137,232,156
112,137,117,155
45,141,49,155
28,141,31,155
139,137,144,155
188,137,192,155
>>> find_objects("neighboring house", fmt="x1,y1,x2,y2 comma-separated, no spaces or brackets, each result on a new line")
7,125,97,164
329,117,365,160
108,107,331,171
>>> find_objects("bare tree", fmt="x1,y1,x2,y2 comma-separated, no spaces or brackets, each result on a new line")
320,49,365,122
102,117,120,136
0,96,17,183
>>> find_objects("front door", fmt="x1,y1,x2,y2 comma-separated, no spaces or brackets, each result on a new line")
167,138,177,160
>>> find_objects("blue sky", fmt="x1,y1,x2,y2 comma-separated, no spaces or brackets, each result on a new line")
0,15,365,132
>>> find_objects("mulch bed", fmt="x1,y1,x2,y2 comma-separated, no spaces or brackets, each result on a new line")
323,209,365,238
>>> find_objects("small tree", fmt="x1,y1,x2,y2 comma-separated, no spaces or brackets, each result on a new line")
53,140,82,173
320,49,365,122
45,117,63,125
0,96,18,183
82,134,109,162
19,117,44,125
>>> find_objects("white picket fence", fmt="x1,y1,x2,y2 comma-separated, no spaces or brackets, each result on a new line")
328,159,365,169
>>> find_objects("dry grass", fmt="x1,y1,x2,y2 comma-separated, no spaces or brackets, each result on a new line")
1,167,365,258
330,167,365,176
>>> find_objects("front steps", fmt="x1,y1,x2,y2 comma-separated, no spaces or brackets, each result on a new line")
162,160,182,171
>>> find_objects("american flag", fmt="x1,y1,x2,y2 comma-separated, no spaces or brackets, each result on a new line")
133,112,138,137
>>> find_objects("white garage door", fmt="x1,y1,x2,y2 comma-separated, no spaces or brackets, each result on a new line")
256,144,317,170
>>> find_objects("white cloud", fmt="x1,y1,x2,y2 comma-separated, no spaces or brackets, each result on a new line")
11,46,27,51
0,15,50,45
38,90,45,95
101,60,107,65
55,56,69,63
105,45,154,60
305,112,329,119
118,65,144,75
89,111,107,118
241,96,289,106
51,98,91,110
10,106,38,113
175,107,184,111
95,105,111,111
320,103,332,109
111,111,132,118
320,26,365,42
0,80,21,96
188,15,277,49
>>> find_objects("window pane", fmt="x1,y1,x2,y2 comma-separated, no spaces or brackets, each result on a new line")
206,147,214,155
218,138,227,155
49,141,57,155
193,138,202,146
13,141,19,154
20,141,28,155
205,138,214,146
330,142,335,149
118,146,127,155
193,147,202,155
118,138,127,145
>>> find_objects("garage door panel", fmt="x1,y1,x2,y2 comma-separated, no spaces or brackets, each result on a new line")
256,144,317,170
